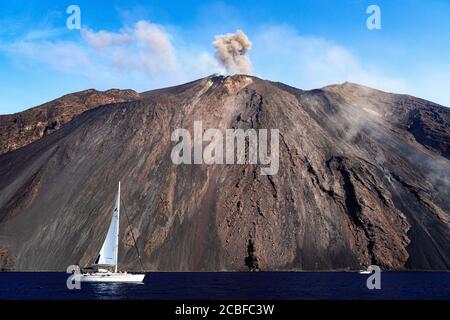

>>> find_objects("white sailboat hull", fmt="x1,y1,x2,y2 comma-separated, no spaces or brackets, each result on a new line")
80,273,145,283
359,270,371,274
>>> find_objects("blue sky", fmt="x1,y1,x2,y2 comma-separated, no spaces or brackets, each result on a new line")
1,0,450,114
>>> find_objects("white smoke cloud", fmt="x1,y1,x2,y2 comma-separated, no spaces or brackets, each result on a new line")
82,21,179,76
2,20,220,92
82,30,131,49
212,30,252,75
5,19,450,109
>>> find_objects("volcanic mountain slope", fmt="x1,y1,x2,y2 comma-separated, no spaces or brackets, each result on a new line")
0,89,140,155
0,75,449,271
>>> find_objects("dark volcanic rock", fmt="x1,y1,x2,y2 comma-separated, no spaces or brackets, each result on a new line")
245,239,260,272
0,89,140,155
0,247,16,271
0,75,449,271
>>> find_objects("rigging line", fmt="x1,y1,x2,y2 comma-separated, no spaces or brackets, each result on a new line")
121,199,145,271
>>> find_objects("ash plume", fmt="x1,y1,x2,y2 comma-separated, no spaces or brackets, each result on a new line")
213,30,252,75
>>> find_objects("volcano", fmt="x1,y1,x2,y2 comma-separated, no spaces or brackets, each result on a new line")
0,75,449,271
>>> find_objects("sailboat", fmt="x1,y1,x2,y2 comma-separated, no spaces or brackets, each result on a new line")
358,270,371,274
80,182,146,283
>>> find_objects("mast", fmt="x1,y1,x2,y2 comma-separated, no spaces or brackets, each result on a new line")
115,181,120,273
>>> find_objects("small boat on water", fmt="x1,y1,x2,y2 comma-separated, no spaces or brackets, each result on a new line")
358,270,372,274
80,182,145,283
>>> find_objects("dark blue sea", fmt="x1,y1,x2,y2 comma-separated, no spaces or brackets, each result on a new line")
0,272,449,300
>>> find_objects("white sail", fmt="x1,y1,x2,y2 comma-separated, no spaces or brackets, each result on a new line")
81,181,145,283
95,182,120,272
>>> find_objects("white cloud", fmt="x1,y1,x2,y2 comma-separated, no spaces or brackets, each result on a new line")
82,21,179,77
82,29,131,49
251,25,408,93
2,20,221,90
2,21,449,108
